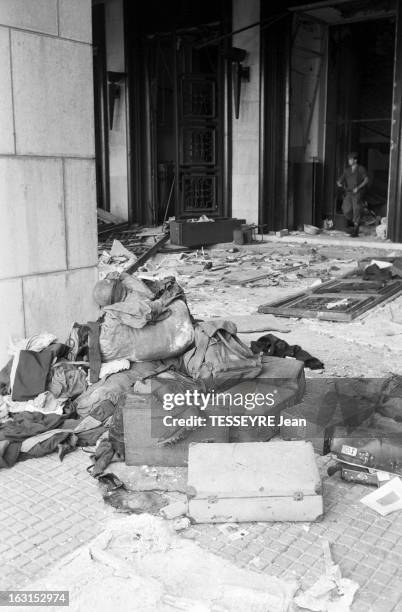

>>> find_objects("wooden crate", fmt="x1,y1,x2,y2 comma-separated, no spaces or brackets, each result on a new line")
122,356,306,466
123,394,228,467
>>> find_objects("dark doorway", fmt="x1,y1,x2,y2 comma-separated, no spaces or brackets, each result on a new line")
324,18,395,225
126,0,231,225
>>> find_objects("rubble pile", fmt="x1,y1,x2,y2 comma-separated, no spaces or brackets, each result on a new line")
3,233,402,612
0,241,282,475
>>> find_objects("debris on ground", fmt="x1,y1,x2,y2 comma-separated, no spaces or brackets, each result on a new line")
376,217,388,239
3,229,402,609
250,333,324,370
360,476,402,515
294,540,359,611
258,273,402,321
23,514,298,612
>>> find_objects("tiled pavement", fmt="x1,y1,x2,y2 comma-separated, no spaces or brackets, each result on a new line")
0,452,112,591
1,451,402,611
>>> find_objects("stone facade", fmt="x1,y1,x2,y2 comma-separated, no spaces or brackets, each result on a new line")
0,0,98,367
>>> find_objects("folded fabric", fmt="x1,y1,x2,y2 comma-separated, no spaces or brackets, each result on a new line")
21,415,105,453
74,360,175,418
99,359,130,379
0,408,108,469
102,292,167,329
0,440,21,469
0,359,12,396
9,333,58,392
0,395,9,420
90,400,116,422
8,332,57,355
0,411,64,442
21,428,72,453
4,391,66,415
12,343,70,402
47,361,88,399
250,333,324,370
121,274,154,298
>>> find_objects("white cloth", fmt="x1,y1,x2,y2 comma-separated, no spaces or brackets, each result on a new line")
3,392,66,416
99,359,130,379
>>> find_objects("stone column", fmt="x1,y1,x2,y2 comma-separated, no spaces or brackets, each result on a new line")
231,0,260,224
0,0,99,366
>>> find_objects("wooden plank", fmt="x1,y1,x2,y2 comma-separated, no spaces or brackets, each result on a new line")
124,233,170,274
98,221,130,237
205,314,291,333
227,264,304,286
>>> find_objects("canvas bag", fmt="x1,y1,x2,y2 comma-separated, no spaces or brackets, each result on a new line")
99,299,194,362
182,320,262,390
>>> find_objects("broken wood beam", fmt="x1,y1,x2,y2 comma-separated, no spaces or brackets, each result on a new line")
98,221,129,237
125,232,170,274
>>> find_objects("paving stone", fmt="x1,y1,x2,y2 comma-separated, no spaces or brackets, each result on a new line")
0,448,402,610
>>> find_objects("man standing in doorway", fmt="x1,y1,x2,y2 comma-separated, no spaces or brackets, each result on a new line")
337,152,369,237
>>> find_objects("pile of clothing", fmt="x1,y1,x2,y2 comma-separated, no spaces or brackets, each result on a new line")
0,330,105,468
0,273,262,475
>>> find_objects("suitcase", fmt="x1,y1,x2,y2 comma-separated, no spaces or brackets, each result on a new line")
187,441,323,523
327,425,402,478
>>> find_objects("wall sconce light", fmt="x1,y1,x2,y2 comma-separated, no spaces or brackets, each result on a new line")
107,71,126,130
223,47,250,119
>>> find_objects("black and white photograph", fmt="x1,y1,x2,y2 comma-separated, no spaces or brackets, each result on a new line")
1,0,402,610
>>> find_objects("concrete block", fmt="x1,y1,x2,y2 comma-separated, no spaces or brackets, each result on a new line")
23,267,99,342
64,159,98,269
0,27,14,154
58,0,92,43
0,0,57,35
0,278,25,368
0,157,65,279
12,31,95,157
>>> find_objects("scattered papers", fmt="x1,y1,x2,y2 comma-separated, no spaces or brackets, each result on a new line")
360,476,402,516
